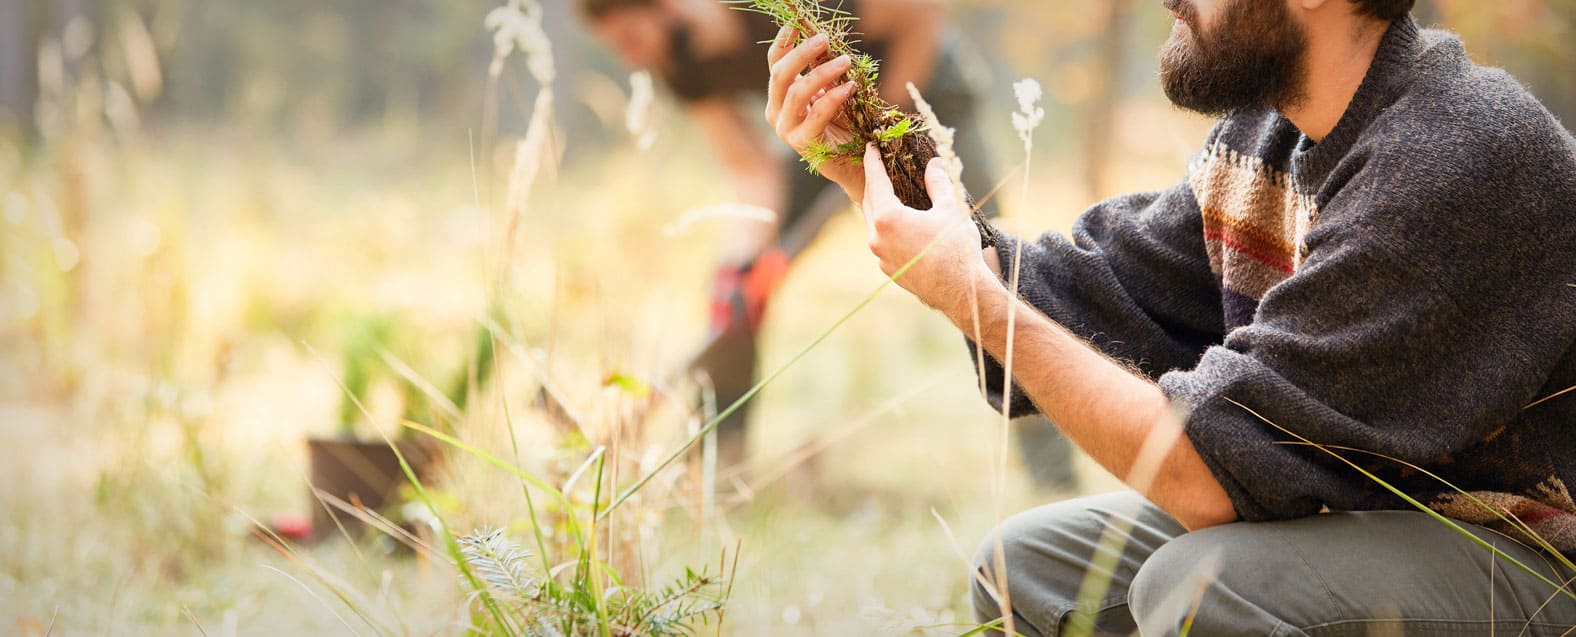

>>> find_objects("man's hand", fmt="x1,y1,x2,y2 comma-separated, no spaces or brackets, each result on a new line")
765,27,865,203
860,144,998,318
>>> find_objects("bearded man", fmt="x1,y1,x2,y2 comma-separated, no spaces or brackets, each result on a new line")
764,0,1576,634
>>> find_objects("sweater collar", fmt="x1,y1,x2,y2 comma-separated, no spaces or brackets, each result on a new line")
1290,15,1423,189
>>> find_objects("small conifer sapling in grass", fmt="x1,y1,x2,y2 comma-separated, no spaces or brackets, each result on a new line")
737,0,997,247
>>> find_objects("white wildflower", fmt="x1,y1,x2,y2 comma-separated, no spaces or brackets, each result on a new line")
485,0,555,84
1011,78,1045,152
625,70,657,151
906,82,963,191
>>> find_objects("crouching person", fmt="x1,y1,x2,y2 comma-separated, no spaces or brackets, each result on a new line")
764,0,1576,633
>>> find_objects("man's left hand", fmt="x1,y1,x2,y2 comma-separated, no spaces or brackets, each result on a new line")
860,144,998,319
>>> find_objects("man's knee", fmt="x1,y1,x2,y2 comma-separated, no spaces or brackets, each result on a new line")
1126,530,1227,631
1127,523,1320,636
971,493,1166,630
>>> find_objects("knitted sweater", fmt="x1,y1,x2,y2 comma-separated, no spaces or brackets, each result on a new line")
974,17,1576,555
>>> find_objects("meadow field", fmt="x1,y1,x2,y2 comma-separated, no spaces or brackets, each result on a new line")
0,90,1216,634
0,98,1182,637
3,1,1570,634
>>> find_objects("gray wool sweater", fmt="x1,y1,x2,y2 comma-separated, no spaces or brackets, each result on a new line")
973,17,1576,554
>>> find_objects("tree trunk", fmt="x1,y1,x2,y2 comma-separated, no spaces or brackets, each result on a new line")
0,0,37,141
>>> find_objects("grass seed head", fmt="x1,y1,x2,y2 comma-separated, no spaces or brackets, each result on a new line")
907,82,962,192
486,0,556,83
625,70,658,151
1011,78,1046,151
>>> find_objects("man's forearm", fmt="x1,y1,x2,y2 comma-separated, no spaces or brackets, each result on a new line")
954,266,1238,530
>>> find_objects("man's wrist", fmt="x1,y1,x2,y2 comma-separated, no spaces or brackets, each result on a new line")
943,264,1010,334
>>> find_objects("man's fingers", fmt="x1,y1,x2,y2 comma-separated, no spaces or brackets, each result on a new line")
792,81,854,146
923,158,961,213
765,34,828,123
778,55,852,139
766,25,793,66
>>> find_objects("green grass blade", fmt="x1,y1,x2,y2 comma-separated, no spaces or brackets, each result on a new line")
602,161,1023,519
1224,397,1576,604
600,212,980,519
309,344,517,634
497,364,558,580
590,452,614,637
400,420,587,549
1277,441,1576,574
384,431,520,635
956,617,1025,637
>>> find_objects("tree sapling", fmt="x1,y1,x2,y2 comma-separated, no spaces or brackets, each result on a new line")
739,0,997,246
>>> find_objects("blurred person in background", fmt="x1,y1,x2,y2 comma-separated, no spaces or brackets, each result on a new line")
769,0,1576,633
578,0,1077,490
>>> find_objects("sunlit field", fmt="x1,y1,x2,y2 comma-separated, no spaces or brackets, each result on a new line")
0,101,1213,632
3,0,1570,634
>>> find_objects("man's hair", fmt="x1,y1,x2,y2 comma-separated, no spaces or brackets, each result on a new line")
578,0,657,19
1351,0,1415,21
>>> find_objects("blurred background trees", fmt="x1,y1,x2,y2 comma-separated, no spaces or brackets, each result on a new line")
1,0,1570,170
0,0,1569,204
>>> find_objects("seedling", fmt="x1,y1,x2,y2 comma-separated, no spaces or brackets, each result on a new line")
737,0,997,246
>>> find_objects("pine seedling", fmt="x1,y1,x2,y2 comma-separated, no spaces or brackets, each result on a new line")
734,0,996,246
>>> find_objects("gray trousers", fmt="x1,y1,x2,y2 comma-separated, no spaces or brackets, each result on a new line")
972,491,1576,636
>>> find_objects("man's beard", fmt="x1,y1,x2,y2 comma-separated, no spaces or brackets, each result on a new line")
1159,0,1309,116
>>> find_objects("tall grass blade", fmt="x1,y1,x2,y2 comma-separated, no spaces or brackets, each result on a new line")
489,331,558,578
1224,397,1576,604
400,420,581,543
956,617,1020,637
1276,441,1576,575
602,166,1023,519
307,344,517,634
262,565,368,637
1524,384,1576,411
384,424,521,635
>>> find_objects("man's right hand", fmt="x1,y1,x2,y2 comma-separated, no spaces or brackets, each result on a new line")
765,26,866,204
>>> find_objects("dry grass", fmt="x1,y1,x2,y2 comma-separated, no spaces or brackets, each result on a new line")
5,2,1567,632
0,125,1165,634
0,37,1206,628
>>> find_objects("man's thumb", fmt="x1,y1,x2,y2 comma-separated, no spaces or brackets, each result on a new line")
924,157,960,212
